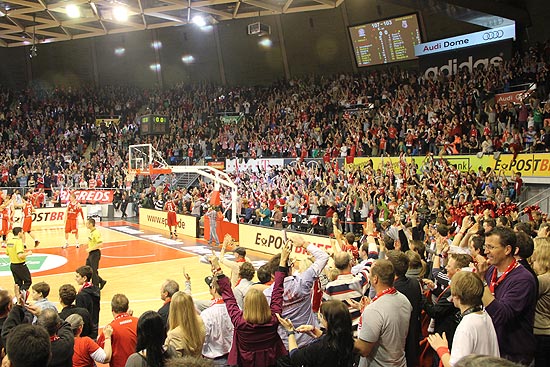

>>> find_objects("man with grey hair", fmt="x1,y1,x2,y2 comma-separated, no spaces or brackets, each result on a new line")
36,308,74,367
158,279,179,328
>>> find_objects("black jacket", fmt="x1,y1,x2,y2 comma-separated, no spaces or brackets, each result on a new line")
76,285,100,339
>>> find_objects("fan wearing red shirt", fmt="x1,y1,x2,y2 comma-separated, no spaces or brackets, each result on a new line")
21,194,40,248
63,193,85,249
164,195,178,239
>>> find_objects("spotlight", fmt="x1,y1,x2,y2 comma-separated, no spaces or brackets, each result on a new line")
181,55,195,64
149,63,161,71
113,6,129,22
192,15,206,27
114,47,125,56
259,37,272,47
151,41,162,49
66,4,80,18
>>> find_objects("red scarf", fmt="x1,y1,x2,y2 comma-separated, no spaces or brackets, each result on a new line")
489,258,519,295
80,282,93,292
371,287,397,302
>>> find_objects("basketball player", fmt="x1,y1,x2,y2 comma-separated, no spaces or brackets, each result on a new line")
63,192,84,249
164,194,178,239
21,194,40,248
0,193,14,248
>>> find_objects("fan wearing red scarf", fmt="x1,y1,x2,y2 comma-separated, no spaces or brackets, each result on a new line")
474,227,537,365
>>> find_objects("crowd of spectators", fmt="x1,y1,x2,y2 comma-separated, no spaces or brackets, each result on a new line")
1,35,550,367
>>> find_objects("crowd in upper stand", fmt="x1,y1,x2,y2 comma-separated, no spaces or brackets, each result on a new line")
1,40,550,194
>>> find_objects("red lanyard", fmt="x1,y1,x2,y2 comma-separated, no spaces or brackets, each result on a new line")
371,287,397,302
489,259,519,295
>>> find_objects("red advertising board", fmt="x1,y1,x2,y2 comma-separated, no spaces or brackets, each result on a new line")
59,190,114,204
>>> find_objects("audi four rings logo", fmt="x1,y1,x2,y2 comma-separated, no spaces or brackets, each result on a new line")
483,30,504,40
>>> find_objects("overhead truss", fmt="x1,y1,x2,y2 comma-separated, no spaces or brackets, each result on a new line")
0,0,344,47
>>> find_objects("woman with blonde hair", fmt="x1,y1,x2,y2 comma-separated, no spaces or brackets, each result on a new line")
207,241,291,367
166,292,205,357
532,237,550,367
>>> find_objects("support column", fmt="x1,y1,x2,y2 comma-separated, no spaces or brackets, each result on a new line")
213,24,227,86
152,29,164,88
276,15,291,80
340,0,358,73
90,38,100,87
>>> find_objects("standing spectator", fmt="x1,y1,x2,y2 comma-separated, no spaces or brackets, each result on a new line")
207,242,290,367
355,259,412,367
58,284,95,339
205,205,221,246
166,291,205,357
200,276,234,365
97,294,138,367
63,192,84,249
5,227,33,294
75,266,100,340
257,202,272,227
66,314,112,367
265,235,329,348
36,308,75,367
276,300,355,367
233,262,255,309
219,234,251,286
428,271,500,366
3,323,51,367
324,252,369,334
532,237,550,367
125,311,177,367
272,205,283,229
475,227,537,365
158,279,180,329
85,218,107,290
386,250,422,367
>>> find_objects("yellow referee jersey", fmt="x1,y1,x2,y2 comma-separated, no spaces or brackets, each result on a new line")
6,235,25,264
87,228,103,251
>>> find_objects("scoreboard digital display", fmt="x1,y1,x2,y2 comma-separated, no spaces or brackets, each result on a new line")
349,13,422,67
139,114,169,135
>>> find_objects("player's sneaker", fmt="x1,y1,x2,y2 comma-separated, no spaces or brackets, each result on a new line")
34,240,40,248
75,244,80,248
62,243,69,249
1,242,6,248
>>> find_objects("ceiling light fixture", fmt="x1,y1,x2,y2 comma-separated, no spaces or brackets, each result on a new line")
66,4,80,18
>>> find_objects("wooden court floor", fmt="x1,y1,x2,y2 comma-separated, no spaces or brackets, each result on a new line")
0,220,270,327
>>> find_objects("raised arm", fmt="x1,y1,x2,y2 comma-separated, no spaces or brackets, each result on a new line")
270,241,292,316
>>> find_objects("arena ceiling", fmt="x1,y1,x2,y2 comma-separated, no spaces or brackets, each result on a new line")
0,0,344,47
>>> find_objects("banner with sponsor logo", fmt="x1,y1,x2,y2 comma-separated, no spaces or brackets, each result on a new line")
139,208,199,238
419,40,512,79
225,158,285,173
414,24,515,56
238,223,333,259
60,190,114,204
494,85,536,105
351,153,550,179
13,206,88,230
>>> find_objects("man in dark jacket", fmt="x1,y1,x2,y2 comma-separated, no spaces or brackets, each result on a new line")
386,250,422,367
75,265,100,339
58,283,95,339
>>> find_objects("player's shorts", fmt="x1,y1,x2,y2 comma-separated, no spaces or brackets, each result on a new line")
22,217,32,233
65,218,78,234
167,212,177,227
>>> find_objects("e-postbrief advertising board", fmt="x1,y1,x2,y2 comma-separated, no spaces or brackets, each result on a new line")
13,206,88,229
238,223,333,259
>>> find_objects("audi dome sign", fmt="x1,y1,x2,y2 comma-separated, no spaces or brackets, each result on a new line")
415,24,515,56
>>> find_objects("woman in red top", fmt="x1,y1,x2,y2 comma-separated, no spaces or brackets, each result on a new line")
67,314,112,367
209,242,291,367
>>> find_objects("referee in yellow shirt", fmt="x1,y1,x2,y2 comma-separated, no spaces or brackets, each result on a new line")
85,218,107,290
6,227,33,297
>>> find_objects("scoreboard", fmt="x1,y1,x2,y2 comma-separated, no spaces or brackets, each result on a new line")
139,114,170,135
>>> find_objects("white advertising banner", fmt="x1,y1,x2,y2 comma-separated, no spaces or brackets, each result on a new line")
225,158,285,173
139,208,199,238
13,206,88,229
415,24,516,56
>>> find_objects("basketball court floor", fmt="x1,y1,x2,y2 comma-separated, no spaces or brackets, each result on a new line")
0,219,270,327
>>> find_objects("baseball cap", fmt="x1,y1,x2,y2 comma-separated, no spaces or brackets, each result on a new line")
204,276,214,287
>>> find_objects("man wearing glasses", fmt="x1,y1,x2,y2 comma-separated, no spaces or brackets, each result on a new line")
474,226,537,365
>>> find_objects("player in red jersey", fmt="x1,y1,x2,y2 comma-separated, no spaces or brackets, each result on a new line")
164,194,178,239
63,192,85,249
21,194,40,248
0,192,11,247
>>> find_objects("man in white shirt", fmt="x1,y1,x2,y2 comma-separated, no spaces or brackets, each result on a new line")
201,276,234,366
233,262,255,309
